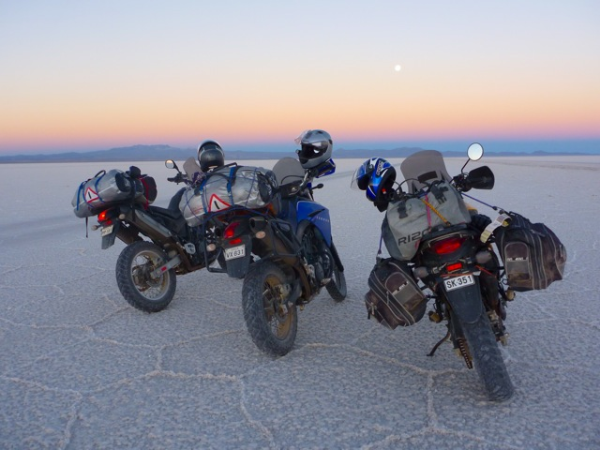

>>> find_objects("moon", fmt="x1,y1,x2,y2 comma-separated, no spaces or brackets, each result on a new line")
394,64,402,72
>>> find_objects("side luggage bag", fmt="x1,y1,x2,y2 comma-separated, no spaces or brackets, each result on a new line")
494,212,567,291
365,258,427,329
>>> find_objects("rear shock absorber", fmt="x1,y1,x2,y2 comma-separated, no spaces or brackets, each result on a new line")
456,337,473,369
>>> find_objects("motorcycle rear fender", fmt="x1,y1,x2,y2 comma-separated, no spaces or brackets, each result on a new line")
101,221,120,250
443,278,483,324
223,234,252,278
296,200,332,246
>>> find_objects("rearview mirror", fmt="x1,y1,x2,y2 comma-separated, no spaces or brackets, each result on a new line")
467,143,484,161
165,159,177,170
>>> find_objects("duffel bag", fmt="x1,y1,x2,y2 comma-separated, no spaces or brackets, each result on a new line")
180,164,277,226
365,258,427,329
384,180,472,261
72,167,157,218
494,212,566,291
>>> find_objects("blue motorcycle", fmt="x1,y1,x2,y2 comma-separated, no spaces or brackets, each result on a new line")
203,155,346,356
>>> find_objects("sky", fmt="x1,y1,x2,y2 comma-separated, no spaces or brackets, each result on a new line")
1,0,599,155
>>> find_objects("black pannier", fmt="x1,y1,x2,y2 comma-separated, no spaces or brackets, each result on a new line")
494,212,566,291
365,258,427,329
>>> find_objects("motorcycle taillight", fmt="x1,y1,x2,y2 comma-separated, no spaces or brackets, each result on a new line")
224,222,241,239
97,210,112,225
430,236,466,255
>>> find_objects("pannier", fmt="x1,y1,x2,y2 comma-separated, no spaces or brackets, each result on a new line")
179,164,277,226
384,181,472,261
365,258,427,329
494,212,566,291
72,168,157,218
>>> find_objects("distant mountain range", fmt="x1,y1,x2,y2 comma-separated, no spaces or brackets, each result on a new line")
0,144,595,164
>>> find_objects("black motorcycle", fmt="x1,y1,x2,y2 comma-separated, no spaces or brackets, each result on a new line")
73,157,216,312
357,144,515,401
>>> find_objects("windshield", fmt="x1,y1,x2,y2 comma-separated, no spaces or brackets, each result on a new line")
400,150,451,193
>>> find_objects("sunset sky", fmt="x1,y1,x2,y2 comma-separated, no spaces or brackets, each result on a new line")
1,0,599,155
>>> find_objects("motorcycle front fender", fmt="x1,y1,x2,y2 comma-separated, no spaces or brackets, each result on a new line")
443,279,484,325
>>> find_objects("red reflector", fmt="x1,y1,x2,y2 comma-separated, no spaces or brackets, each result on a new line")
446,262,463,272
229,237,243,246
224,222,241,239
431,237,465,255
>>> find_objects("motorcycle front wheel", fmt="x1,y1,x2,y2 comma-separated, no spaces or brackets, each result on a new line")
242,260,298,356
460,312,514,402
325,256,347,302
115,241,176,312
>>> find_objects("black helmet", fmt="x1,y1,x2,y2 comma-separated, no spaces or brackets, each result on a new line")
197,140,224,172
295,129,333,169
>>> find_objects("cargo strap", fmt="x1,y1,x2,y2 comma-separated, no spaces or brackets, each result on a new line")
420,195,450,226
92,170,107,204
197,165,238,213
139,177,150,210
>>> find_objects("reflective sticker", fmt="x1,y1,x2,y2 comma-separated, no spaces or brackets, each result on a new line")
208,194,231,212
85,187,99,204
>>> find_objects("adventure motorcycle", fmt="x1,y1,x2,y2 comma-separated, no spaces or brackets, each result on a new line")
73,157,216,312
355,144,515,401
201,156,347,356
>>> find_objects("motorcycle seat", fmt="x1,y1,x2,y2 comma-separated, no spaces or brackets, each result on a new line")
147,188,185,220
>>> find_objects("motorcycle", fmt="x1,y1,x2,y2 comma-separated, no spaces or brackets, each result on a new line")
73,157,216,312
201,156,347,356
356,143,515,401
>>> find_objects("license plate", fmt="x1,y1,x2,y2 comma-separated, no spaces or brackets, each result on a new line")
224,244,246,261
101,224,114,237
444,274,475,291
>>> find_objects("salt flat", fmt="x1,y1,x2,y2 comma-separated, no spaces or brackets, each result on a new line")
0,154,599,449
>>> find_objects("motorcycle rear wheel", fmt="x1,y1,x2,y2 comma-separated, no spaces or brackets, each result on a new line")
242,260,298,356
115,241,176,312
461,312,514,402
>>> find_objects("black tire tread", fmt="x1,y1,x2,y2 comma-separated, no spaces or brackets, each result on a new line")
242,261,297,356
462,313,514,402
115,241,176,313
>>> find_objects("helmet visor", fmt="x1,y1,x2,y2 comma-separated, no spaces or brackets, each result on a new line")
351,164,368,190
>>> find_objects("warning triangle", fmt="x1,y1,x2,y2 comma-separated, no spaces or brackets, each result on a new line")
85,187,99,204
208,194,231,212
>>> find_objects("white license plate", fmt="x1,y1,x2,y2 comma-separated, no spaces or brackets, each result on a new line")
224,244,246,261
444,274,475,291
101,224,114,237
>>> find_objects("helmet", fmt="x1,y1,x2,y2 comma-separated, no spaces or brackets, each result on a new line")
197,140,225,172
352,158,396,211
295,129,333,169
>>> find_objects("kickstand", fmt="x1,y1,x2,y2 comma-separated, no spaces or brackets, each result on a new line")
427,330,450,357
